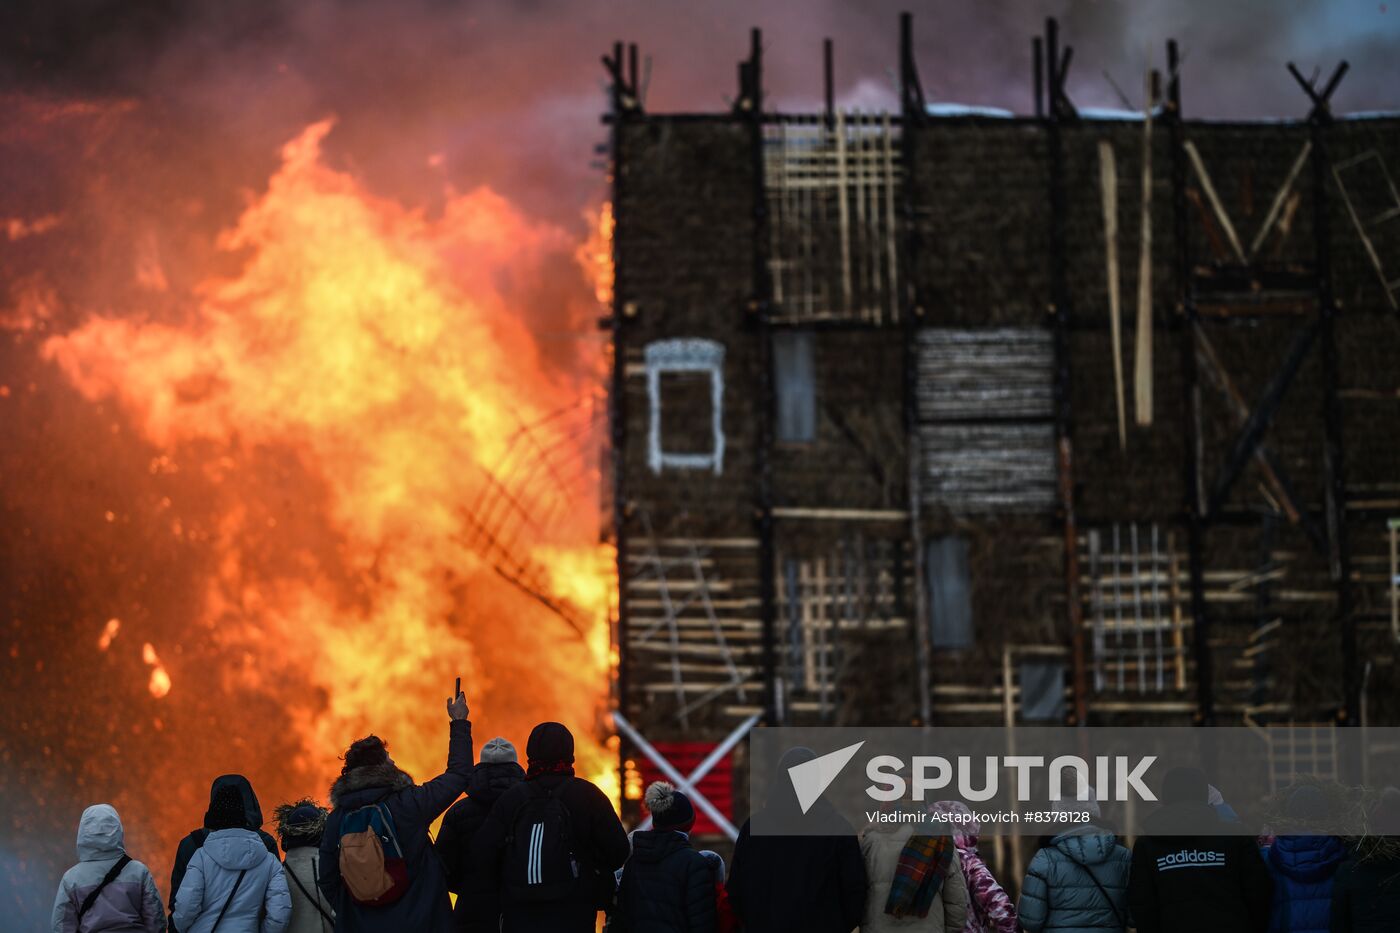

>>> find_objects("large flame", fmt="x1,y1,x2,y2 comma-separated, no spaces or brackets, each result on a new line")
29,118,613,839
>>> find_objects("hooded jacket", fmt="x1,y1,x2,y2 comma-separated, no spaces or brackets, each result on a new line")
469,722,629,933
437,759,524,932
170,776,279,931
609,830,718,933
173,829,291,933
1018,826,1131,933
860,822,969,933
1264,835,1346,933
927,802,1018,933
725,760,866,933
317,718,473,933
51,805,165,933
1128,801,1273,933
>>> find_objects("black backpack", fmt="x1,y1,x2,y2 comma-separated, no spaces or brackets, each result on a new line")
502,779,584,903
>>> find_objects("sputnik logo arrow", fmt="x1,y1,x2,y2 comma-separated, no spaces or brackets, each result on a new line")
788,741,866,814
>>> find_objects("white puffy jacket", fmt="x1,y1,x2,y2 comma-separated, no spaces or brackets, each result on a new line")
172,828,290,933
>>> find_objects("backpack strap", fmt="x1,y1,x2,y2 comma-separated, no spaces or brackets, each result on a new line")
209,868,248,933
284,858,335,929
1057,847,1128,930
77,854,132,928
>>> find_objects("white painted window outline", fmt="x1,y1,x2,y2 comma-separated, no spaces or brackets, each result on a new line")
645,338,726,475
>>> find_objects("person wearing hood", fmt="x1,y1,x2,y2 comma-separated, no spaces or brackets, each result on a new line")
317,687,473,933
275,800,334,933
1018,795,1131,933
1128,766,1272,933
169,775,279,932
725,747,867,933
860,799,968,933
173,785,292,933
1330,787,1400,932
437,736,524,932
52,804,165,933
470,721,629,933
1261,786,1345,933
927,801,1018,933
609,781,718,933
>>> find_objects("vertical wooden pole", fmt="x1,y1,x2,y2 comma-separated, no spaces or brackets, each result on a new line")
1045,17,1090,725
1305,75,1358,732
1166,38,1214,725
747,28,780,727
900,10,933,724
606,38,634,810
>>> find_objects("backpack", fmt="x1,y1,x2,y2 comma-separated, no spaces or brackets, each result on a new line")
336,799,411,906
502,779,584,903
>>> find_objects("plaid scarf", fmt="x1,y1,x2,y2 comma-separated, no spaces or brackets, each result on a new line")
884,833,954,919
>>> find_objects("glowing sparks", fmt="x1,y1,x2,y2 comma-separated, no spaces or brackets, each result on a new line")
97,618,121,651
142,643,172,699
4,214,61,241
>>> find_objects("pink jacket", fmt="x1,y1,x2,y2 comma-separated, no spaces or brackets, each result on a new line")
929,801,1018,933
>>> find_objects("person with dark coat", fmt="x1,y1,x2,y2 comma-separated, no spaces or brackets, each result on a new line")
610,781,718,933
1263,786,1346,933
1019,796,1131,933
169,775,280,932
437,737,525,932
470,721,630,933
1329,788,1400,933
1128,766,1273,933
726,746,867,933
317,687,473,933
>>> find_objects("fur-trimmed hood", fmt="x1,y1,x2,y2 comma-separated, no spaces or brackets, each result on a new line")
330,763,414,808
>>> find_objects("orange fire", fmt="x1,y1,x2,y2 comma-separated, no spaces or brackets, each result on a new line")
33,118,614,816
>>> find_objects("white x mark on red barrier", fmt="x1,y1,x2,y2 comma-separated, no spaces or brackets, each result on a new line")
611,711,761,841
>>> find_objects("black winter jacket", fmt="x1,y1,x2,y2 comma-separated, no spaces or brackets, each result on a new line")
437,760,524,933
168,773,279,933
726,802,866,933
611,831,718,933
470,772,630,933
1127,802,1273,933
317,719,473,933
1329,850,1400,933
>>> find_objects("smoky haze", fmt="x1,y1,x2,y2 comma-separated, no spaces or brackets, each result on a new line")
2,0,1398,227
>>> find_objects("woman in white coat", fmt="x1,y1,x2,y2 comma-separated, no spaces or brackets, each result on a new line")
173,784,291,933
274,800,334,933
861,815,970,933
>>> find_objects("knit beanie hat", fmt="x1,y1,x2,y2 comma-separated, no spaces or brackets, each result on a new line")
645,781,696,833
526,722,575,772
206,784,250,831
275,799,327,850
1162,767,1208,805
480,737,518,764
1053,783,1102,819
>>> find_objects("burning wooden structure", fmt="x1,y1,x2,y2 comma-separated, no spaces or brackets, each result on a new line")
600,17,1400,825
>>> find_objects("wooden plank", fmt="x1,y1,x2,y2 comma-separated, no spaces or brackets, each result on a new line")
1098,139,1127,450
772,506,909,521
1134,91,1155,427
1184,140,1247,263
